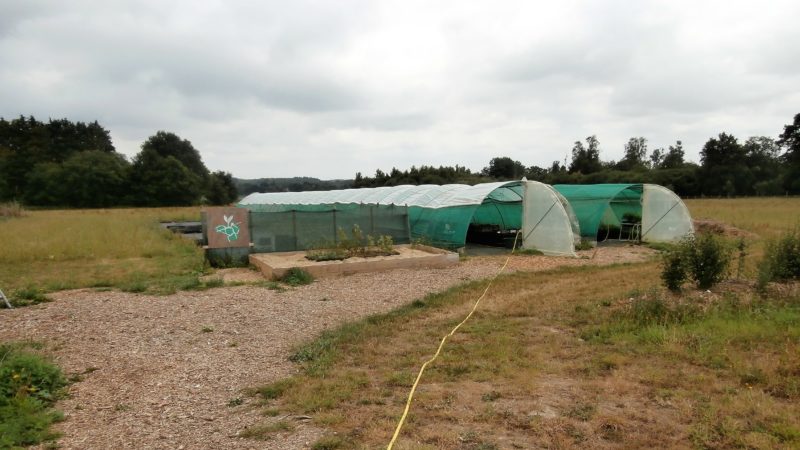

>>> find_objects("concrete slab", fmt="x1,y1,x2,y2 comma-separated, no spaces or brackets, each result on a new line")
249,244,459,280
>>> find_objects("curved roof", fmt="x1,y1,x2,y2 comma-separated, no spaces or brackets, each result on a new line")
552,184,642,201
238,181,523,209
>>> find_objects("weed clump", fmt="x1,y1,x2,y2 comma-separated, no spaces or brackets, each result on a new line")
757,227,800,290
280,268,314,286
9,287,51,308
0,344,67,447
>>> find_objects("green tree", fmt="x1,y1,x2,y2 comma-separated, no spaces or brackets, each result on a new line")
649,147,665,169
661,140,685,169
699,133,751,196
23,162,66,206
483,156,526,179
617,137,648,170
569,135,602,174
140,131,209,179
129,148,204,206
778,113,800,194
743,136,783,195
205,171,238,205
59,151,130,207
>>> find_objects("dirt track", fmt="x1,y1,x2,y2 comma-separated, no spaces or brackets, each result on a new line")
0,246,655,449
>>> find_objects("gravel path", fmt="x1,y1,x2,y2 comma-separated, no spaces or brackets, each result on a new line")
0,246,655,450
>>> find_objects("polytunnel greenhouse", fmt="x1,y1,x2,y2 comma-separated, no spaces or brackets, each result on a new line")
238,181,581,256
553,184,694,243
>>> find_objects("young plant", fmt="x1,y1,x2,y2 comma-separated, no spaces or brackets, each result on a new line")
757,227,800,291
683,233,732,289
661,249,687,292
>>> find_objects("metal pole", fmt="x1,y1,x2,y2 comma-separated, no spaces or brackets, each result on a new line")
0,289,12,309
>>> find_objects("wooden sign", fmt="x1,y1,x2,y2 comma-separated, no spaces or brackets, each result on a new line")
204,207,250,249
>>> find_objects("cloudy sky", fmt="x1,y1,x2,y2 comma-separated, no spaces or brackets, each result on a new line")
1,0,798,179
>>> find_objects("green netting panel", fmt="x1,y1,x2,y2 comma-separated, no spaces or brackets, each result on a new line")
408,205,478,248
249,211,297,252
249,204,410,252
553,184,643,238
471,202,522,229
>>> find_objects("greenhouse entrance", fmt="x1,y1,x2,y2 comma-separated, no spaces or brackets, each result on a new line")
553,183,694,244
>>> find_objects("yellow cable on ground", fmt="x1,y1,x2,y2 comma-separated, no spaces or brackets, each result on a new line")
387,234,519,450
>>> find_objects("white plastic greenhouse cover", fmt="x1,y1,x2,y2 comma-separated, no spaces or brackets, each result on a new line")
641,184,694,242
521,182,580,256
238,182,522,209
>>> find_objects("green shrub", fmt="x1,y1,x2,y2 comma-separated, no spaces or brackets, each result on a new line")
0,345,67,447
683,233,732,290
661,249,687,292
758,228,800,290
280,268,314,286
575,240,594,251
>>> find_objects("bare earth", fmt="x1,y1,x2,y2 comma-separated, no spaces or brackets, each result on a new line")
0,245,655,450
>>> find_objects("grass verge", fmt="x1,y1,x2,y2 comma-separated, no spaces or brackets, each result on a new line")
248,259,800,449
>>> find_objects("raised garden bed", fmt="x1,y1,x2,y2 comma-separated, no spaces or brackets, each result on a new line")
249,244,458,280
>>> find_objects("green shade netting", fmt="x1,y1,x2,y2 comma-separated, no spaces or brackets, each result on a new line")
553,184,643,238
239,182,525,249
247,203,411,252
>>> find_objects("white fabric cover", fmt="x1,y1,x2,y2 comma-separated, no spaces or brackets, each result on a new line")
238,182,519,209
521,181,578,256
641,184,694,242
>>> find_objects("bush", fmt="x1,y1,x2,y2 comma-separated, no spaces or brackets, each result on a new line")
0,345,67,447
280,268,314,286
757,228,800,289
683,233,732,289
661,250,687,292
660,234,731,291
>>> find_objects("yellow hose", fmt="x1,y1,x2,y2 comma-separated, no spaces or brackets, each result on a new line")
387,233,519,449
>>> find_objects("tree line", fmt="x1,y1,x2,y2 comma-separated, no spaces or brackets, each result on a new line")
355,112,800,198
0,116,237,207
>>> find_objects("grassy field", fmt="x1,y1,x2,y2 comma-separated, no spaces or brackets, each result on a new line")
0,207,206,300
249,197,800,449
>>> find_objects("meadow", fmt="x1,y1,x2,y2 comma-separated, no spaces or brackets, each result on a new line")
0,207,205,301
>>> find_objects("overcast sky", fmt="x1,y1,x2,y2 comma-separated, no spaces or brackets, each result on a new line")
1,1,798,179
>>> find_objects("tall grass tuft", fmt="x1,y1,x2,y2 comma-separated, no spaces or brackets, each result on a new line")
0,201,25,218
757,227,800,290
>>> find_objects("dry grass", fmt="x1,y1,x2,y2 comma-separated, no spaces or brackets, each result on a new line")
251,198,800,449
0,207,205,295
685,197,800,239
0,201,26,218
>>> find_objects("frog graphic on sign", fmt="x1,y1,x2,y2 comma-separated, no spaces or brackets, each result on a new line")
215,214,241,242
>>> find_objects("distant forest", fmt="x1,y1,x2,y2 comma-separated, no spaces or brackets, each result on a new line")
235,177,352,196
354,112,800,198
1,113,798,208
